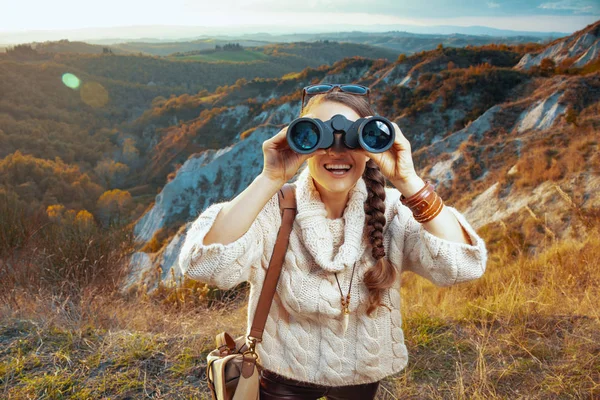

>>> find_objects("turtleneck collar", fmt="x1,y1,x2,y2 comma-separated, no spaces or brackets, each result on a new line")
294,166,368,273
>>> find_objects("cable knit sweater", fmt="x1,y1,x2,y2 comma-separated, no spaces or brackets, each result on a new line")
177,166,487,387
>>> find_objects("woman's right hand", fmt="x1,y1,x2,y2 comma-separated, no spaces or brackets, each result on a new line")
261,126,326,184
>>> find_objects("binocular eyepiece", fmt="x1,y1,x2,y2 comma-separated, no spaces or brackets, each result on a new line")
286,114,395,154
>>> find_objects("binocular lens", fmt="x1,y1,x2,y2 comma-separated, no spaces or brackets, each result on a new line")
362,120,392,151
289,121,319,151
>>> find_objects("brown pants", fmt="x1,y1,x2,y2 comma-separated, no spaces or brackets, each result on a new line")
259,369,380,400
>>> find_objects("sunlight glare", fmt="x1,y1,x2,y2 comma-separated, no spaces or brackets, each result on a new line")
62,73,80,89
80,82,109,108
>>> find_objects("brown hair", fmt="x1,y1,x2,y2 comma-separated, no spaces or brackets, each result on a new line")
300,91,397,318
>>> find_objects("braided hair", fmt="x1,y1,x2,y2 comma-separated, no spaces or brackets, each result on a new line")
362,158,397,317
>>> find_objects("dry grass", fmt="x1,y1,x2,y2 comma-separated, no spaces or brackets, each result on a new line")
0,287,250,399
390,230,600,399
1,195,599,398
2,229,599,399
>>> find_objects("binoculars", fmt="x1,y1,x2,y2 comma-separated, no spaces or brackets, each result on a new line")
286,114,395,154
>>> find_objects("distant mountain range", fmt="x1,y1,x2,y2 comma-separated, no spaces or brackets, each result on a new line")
0,23,569,48
2,31,553,58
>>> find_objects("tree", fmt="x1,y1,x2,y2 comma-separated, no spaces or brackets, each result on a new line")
74,209,96,234
6,44,41,61
96,189,133,227
565,107,578,126
122,138,140,166
46,204,66,223
540,58,556,74
94,159,130,189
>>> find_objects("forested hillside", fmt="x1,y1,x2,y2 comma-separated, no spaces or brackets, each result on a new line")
0,40,403,222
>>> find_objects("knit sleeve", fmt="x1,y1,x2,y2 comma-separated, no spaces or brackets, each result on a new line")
386,190,487,287
177,193,280,290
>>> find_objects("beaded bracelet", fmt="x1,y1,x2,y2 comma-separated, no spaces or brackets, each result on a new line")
400,181,445,223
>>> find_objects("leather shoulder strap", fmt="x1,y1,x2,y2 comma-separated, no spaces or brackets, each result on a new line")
248,183,296,341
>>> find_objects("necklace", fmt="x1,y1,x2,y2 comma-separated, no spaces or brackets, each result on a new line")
334,261,357,335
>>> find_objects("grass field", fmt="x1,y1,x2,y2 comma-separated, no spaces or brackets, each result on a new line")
170,50,270,62
1,223,598,399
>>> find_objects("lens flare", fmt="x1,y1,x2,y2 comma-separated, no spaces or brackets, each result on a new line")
80,82,109,108
62,73,80,89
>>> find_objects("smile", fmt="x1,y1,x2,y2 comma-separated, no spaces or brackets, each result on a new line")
323,163,352,177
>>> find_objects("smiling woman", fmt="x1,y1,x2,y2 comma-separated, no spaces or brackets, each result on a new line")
177,87,487,398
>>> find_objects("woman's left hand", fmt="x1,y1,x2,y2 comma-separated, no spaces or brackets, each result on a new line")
356,118,425,196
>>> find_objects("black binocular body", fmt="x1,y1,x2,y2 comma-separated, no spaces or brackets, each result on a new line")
286,114,395,154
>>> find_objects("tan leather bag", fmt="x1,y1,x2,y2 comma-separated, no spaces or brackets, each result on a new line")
206,183,297,400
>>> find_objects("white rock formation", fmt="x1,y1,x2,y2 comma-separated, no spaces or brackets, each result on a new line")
464,174,600,233
429,151,461,184
516,92,565,133
574,39,600,67
399,75,412,86
160,230,187,283
123,252,153,291
427,104,500,156
133,122,287,243
515,30,598,70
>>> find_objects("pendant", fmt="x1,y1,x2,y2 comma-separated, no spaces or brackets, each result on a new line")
342,307,350,335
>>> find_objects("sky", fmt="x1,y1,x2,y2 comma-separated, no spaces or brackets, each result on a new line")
1,0,599,34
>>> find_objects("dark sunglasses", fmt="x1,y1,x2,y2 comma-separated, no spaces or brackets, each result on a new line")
301,84,371,112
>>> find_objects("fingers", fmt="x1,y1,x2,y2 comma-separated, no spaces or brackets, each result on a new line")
391,122,410,147
298,153,313,164
271,126,289,143
263,126,290,151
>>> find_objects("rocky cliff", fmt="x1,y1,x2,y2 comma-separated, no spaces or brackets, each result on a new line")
126,21,600,292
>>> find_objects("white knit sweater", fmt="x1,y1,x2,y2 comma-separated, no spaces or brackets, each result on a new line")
178,166,487,387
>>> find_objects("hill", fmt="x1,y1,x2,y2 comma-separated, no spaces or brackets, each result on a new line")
4,30,553,58
130,20,600,277
112,38,272,56
98,31,556,57
0,40,411,234
26,39,134,55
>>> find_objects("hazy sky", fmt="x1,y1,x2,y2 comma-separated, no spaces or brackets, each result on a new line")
1,0,599,33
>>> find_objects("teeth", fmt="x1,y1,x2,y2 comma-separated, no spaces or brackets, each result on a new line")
324,164,351,170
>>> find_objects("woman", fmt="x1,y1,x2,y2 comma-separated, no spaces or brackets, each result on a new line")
178,87,487,399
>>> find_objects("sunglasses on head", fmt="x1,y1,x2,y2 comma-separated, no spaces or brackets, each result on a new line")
301,84,371,112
